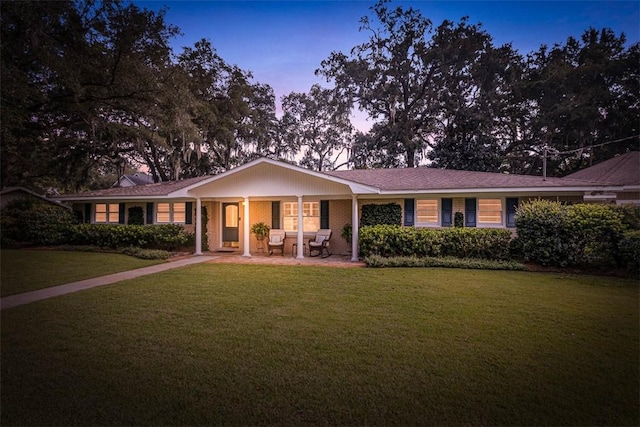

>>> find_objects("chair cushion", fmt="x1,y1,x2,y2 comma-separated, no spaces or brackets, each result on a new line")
271,235,281,244
315,235,325,244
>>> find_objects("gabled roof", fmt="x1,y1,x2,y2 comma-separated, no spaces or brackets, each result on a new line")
57,175,210,200
113,173,154,187
325,167,600,192
564,152,640,186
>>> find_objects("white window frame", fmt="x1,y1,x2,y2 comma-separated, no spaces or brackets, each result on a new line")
477,198,504,227
415,199,440,227
95,203,119,224
282,201,319,233
156,202,186,224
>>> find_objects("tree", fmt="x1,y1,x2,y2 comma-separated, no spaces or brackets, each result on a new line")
517,28,640,176
1,0,179,190
427,36,524,172
318,1,523,169
318,0,432,167
281,84,353,171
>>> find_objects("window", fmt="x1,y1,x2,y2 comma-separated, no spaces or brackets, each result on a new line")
416,199,439,225
478,199,502,224
283,201,319,232
156,202,186,224
95,203,119,223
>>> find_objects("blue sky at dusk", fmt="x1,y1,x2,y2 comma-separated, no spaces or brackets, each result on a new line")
137,0,639,129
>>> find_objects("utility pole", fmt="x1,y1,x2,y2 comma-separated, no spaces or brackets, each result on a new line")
542,147,548,181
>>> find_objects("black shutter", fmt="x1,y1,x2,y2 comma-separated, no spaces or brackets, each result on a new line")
84,203,91,223
146,203,154,224
404,199,415,226
320,200,330,229
185,202,193,224
272,201,280,229
506,198,518,228
465,198,476,227
118,203,126,224
442,198,453,227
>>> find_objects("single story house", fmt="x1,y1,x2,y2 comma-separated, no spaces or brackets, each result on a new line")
56,152,640,261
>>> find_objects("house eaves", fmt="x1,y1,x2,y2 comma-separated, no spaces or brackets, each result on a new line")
55,176,211,202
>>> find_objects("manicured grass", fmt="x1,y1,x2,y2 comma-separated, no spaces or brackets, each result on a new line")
1,264,638,425
0,249,164,297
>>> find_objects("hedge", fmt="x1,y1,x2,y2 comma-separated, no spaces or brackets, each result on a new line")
364,255,525,270
0,199,77,246
514,200,626,267
358,225,513,260
69,224,194,251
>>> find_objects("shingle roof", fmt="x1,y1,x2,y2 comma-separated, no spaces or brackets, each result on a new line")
118,173,154,186
57,175,210,199
564,152,640,186
324,168,599,191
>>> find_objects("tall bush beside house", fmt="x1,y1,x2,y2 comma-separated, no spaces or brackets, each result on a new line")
360,203,402,226
454,212,464,228
0,199,77,246
515,200,625,268
514,200,573,266
127,207,144,225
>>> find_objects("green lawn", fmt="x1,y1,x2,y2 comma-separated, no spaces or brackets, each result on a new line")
1,264,638,426
0,249,164,296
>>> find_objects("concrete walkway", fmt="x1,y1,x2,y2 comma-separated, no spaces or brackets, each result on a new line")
0,256,218,310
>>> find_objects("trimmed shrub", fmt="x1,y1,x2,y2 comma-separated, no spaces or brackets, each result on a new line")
515,199,625,267
0,199,77,246
454,212,464,228
127,207,144,225
69,224,194,251
618,230,640,275
121,247,171,260
360,203,402,227
364,255,525,270
358,225,512,260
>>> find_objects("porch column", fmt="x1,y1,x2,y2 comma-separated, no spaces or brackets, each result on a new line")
296,195,304,259
195,197,203,255
351,195,359,262
242,197,251,257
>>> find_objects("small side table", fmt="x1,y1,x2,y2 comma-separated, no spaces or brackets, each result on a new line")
291,242,307,257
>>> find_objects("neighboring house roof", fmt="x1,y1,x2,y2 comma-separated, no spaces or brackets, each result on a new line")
564,152,640,186
0,186,69,209
57,175,211,200
324,168,601,192
113,172,155,187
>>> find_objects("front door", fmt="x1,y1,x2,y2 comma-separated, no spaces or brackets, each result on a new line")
222,203,239,247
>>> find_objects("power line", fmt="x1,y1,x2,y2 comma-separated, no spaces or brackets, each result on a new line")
549,135,640,155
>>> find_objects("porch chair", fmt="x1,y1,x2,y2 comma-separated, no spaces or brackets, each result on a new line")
267,229,286,256
308,229,332,258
